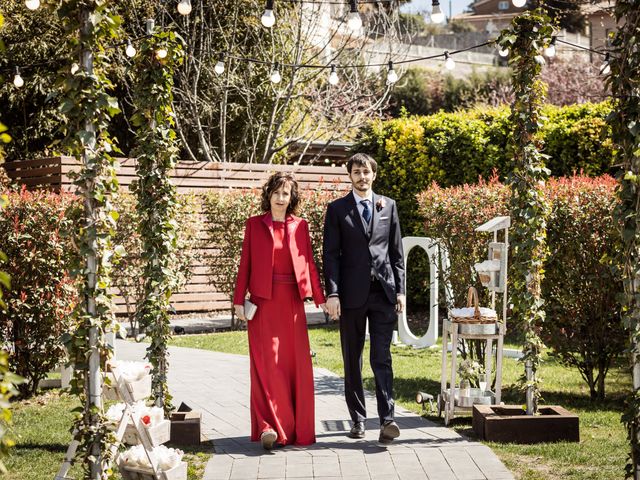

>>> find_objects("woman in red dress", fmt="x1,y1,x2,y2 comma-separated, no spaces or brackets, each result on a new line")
233,172,327,450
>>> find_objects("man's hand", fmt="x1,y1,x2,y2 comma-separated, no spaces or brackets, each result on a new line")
234,304,247,322
326,296,341,321
395,294,406,314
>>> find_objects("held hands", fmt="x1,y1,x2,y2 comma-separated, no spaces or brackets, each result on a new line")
326,296,341,321
395,294,406,314
234,304,247,322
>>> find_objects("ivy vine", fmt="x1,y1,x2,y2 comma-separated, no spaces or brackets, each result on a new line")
130,27,184,415
607,0,640,477
56,0,123,477
497,8,554,413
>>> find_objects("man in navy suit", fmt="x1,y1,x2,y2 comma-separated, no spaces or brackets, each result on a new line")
323,153,406,444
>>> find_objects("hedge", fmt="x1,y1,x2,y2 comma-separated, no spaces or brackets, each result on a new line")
417,174,624,400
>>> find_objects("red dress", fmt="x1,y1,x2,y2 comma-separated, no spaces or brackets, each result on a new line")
247,221,316,445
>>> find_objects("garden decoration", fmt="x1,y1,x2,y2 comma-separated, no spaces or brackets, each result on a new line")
607,0,640,477
497,7,552,416
438,216,509,425
398,236,454,348
56,360,187,480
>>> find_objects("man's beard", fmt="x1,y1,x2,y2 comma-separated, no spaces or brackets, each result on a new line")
353,181,369,192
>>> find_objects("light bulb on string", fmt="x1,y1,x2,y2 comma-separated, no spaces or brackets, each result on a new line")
13,67,24,88
600,53,611,75
25,0,40,10
431,0,445,24
544,37,557,58
328,65,339,86
386,61,398,85
156,48,168,59
512,0,527,7
347,0,363,32
444,52,456,71
177,0,192,16
261,0,275,28
126,40,137,58
270,62,281,84
214,54,225,75
498,46,509,57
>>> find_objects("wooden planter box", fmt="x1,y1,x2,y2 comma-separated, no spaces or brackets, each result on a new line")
103,373,152,402
170,411,201,445
123,420,171,447
473,405,579,443
119,461,187,480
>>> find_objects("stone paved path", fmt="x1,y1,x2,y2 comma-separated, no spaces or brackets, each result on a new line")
116,340,513,480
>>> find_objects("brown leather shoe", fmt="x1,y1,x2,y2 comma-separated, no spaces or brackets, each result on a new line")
348,421,365,439
260,430,277,450
379,420,400,444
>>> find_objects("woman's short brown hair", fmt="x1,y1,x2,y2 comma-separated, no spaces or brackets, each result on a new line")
260,172,300,215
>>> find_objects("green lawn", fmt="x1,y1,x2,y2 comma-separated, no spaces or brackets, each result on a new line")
170,325,630,480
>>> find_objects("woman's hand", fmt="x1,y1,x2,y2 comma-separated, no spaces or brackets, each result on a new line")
234,304,247,322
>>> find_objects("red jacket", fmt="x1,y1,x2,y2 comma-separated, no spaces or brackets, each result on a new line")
233,213,326,307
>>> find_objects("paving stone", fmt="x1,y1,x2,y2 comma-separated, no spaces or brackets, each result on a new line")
116,340,512,480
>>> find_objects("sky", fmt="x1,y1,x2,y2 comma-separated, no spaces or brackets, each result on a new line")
399,0,475,19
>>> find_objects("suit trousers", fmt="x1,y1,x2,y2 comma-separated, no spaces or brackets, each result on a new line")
340,280,396,425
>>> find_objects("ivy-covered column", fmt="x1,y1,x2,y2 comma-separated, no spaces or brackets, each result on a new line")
131,21,184,414
497,9,554,415
608,1,640,477
57,1,122,477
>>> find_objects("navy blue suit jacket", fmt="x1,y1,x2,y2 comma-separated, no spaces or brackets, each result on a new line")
323,192,405,309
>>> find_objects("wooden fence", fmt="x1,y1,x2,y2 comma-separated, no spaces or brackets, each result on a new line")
3,156,351,314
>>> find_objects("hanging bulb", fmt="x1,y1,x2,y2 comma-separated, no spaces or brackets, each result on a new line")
156,48,168,59
512,0,527,7
214,54,225,75
125,41,137,58
347,0,362,32
387,61,398,85
25,0,40,10
600,53,611,75
270,63,281,84
544,37,557,58
444,52,456,71
177,0,192,16
261,0,275,28
498,46,509,57
328,65,339,86
13,67,24,88
431,0,445,24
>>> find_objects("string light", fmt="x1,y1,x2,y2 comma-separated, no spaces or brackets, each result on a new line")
444,51,455,70
600,53,611,75
156,48,168,59
214,54,225,75
13,67,24,88
328,64,339,85
386,61,398,84
270,62,282,84
177,0,192,16
261,0,276,28
25,0,40,10
512,0,527,7
544,36,557,58
126,40,137,58
347,0,363,32
431,0,445,24
498,47,509,57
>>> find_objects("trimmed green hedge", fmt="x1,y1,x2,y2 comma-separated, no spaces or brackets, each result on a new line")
357,101,615,237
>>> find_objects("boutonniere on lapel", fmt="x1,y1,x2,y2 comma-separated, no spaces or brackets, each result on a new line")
375,198,386,212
